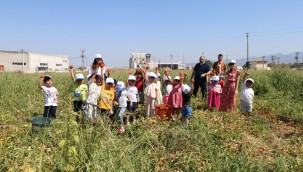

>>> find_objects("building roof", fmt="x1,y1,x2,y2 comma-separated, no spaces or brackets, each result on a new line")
252,60,268,63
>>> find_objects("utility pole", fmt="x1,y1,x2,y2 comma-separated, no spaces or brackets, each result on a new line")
170,54,173,70
226,55,228,64
295,52,299,66
246,33,249,68
262,56,265,70
81,49,85,72
277,57,280,65
271,56,276,68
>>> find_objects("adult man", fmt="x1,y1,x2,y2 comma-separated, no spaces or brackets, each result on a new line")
190,56,211,101
212,54,227,75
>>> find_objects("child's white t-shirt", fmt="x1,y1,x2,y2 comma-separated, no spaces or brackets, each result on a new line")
86,82,101,105
118,90,128,108
240,83,254,103
41,86,58,106
164,84,173,95
126,86,138,103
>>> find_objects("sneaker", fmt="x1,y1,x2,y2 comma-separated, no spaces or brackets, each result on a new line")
118,126,125,133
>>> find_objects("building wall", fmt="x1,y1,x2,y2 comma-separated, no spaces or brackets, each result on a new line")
0,50,68,72
0,51,29,72
250,61,268,70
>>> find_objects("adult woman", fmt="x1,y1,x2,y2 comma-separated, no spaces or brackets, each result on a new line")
87,54,107,83
219,60,240,112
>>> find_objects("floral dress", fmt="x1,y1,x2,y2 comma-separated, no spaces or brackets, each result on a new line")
219,70,240,112
167,84,183,109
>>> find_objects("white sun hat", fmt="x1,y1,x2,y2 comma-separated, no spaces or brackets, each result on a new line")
94,54,102,59
128,75,136,81
174,76,180,80
75,74,84,80
245,78,254,84
116,81,125,89
148,72,157,79
229,59,237,64
105,77,114,84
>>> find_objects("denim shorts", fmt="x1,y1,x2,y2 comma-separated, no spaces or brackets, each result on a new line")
182,106,192,119
127,101,138,112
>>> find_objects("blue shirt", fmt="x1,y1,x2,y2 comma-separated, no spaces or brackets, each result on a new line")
194,63,210,82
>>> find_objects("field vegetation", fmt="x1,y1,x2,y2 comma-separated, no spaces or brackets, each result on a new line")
0,68,303,171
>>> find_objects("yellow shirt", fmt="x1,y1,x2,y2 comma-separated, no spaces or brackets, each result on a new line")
73,83,88,101
98,85,114,110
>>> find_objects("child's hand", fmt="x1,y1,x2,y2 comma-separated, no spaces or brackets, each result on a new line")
179,72,183,77
40,75,44,81
183,73,188,77
155,66,158,70
145,66,150,70
190,79,195,84
70,65,74,70
245,72,250,76
180,77,183,81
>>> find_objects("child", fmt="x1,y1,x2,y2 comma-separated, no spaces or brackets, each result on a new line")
208,75,222,110
155,67,163,104
126,74,139,124
38,75,59,119
167,76,183,121
163,76,173,104
98,77,115,116
240,72,255,115
87,54,107,82
144,71,159,117
219,75,225,88
134,69,144,104
85,67,103,124
181,81,194,128
70,67,88,122
114,81,132,133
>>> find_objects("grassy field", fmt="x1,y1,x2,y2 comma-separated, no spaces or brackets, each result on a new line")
0,69,303,171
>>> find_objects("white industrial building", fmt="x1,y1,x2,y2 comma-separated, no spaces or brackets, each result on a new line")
0,50,68,73
129,53,156,69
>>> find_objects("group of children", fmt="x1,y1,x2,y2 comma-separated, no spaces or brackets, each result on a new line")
38,56,255,133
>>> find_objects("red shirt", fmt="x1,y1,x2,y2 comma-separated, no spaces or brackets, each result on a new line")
135,76,144,92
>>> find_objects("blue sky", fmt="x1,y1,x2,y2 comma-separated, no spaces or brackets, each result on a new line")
1,0,302,67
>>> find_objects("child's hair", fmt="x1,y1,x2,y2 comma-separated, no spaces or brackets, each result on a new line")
43,75,52,83
93,58,103,65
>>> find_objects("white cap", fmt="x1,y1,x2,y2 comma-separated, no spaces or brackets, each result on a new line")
148,72,157,79
128,75,136,81
95,54,102,59
174,76,180,80
106,77,114,84
211,76,220,82
75,74,84,80
116,81,125,89
182,84,191,94
245,78,254,84
229,59,236,64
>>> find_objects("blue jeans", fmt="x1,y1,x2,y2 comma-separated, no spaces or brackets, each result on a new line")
182,106,192,119
117,107,127,126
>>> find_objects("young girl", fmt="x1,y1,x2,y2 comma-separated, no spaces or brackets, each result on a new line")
38,75,59,119
87,54,106,83
167,76,183,121
70,66,88,122
208,75,222,110
114,81,132,133
144,71,159,118
85,67,103,124
134,69,144,104
219,60,241,112
162,68,172,104
126,74,139,124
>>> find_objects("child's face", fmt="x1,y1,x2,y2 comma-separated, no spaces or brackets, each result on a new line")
245,81,253,88
76,80,83,84
44,79,52,87
128,80,135,86
95,78,102,86
211,81,218,84
106,83,114,89
149,77,156,82
173,79,180,85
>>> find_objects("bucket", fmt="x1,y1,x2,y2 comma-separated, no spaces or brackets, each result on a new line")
32,116,52,127
155,104,172,120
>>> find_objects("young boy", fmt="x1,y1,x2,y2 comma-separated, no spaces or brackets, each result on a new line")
126,75,139,124
70,67,88,122
98,77,115,116
240,72,255,115
181,80,194,128
38,75,59,119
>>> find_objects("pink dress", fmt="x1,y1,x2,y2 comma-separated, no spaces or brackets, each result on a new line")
219,70,240,112
208,84,222,109
167,84,182,108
